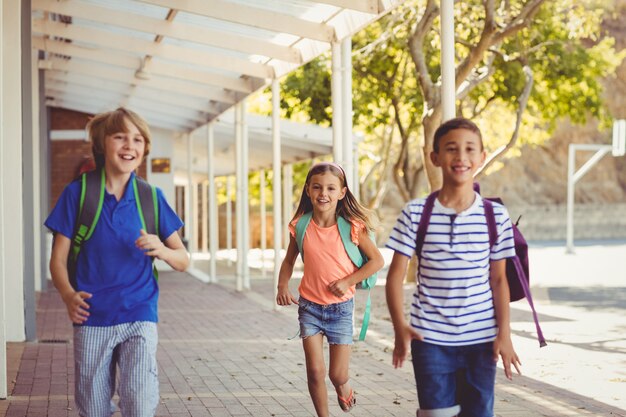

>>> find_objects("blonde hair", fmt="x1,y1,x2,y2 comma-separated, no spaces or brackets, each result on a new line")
87,107,151,168
292,162,375,231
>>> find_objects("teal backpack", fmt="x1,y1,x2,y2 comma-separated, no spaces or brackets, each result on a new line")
67,168,159,289
295,212,377,341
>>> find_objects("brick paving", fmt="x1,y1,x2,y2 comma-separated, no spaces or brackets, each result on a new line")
1,266,625,417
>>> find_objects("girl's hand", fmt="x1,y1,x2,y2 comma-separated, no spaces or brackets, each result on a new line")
494,333,522,380
135,229,166,259
276,286,298,306
61,290,92,324
392,323,423,369
328,278,350,297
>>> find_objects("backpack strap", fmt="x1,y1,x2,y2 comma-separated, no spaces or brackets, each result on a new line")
294,212,313,261
337,216,364,268
415,191,438,260
336,216,371,341
511,256,547,347
68,169,105,289
133,176,159,236
483,198,497,248
483,197,547,347
133,175,160,280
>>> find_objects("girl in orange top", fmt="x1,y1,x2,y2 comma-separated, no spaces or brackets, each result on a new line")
276,162,383,416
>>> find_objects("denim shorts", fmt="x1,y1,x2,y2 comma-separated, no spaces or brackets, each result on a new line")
411,340,496,417
298,297,354,345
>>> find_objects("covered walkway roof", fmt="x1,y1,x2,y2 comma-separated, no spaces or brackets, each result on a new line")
33,0,405,132
175,109,339,177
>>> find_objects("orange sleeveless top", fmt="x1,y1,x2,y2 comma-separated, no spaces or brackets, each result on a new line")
289,216,365,305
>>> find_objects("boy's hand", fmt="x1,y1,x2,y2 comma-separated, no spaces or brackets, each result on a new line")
328,278,350,298
276,286,298,306
494,333,522,380
61,291,92,324
135,229,166,259
392,323,423,368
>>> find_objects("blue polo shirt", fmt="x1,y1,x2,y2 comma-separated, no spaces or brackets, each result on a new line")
45,173,183,326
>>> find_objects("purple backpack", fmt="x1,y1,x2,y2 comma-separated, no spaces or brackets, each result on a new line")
416,190,547,347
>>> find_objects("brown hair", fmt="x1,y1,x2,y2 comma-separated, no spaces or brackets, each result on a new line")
87,107,151,168
433,117,483,153
292,162,375,231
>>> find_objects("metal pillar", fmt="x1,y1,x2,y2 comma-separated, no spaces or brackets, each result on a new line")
566,144,612,253
331,42,343,163
0,0,7,399
260,169,267,275
241,101,250,290
200,180,208,252
272,79,282,310
283,164,294,251
235,103,243,291
226,175,233,266
440,0,456,121
341,37,354,189
206,124,218,283
186,134,195,264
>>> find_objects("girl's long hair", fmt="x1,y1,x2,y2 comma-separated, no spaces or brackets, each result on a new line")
292,162,375,231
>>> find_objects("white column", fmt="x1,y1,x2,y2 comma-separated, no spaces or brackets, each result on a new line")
331,42,343,163
201,181,208,252
566,144,575,254
241,101,250,290
566,144,612,254
440,0,456,121
235,103,243,291
259,169,267,275
207,124,218,283
226,176,233,266
341,37,355,190
282,164,293,250
186,133,196,262
1,0,25,398
352,144,360,201
0,0,6,399
272,79,282,310
31,48,42,293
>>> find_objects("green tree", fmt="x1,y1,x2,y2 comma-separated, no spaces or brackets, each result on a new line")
278,0,620,203
409,0,617,189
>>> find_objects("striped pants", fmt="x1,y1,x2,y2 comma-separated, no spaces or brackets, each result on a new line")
73,321,159,417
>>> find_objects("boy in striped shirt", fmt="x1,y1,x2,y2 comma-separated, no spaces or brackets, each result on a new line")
385,117,521,417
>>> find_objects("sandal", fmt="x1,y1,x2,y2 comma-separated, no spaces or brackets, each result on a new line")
337,389,356,412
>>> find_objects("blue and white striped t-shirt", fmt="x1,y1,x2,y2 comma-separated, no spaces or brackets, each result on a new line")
386,193,515,346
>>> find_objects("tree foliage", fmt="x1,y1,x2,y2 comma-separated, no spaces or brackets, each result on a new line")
277,0,621,204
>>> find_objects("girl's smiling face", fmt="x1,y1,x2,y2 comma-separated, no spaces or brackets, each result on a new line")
306,172,347,215
103,117,146,176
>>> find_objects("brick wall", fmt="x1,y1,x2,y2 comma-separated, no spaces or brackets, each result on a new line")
49,107,147,208
50,107,91,130
50,140,94,208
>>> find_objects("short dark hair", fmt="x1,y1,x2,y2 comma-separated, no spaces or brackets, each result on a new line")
433,117,483,153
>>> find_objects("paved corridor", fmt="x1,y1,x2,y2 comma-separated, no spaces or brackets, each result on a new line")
2,267,625,416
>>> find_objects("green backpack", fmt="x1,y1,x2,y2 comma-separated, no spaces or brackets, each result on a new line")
67,168,159,289
295,212,378,341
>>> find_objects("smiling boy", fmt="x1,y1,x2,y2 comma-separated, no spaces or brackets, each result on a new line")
385,117,521,417
46,108,189,417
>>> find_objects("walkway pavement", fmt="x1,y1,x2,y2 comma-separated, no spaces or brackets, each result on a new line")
1,241,625,417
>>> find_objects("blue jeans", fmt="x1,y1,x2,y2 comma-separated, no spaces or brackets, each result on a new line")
411,340,496,417
298,297,354,345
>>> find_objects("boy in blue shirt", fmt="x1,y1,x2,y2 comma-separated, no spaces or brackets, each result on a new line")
385,117,521,417
46,108,189,417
